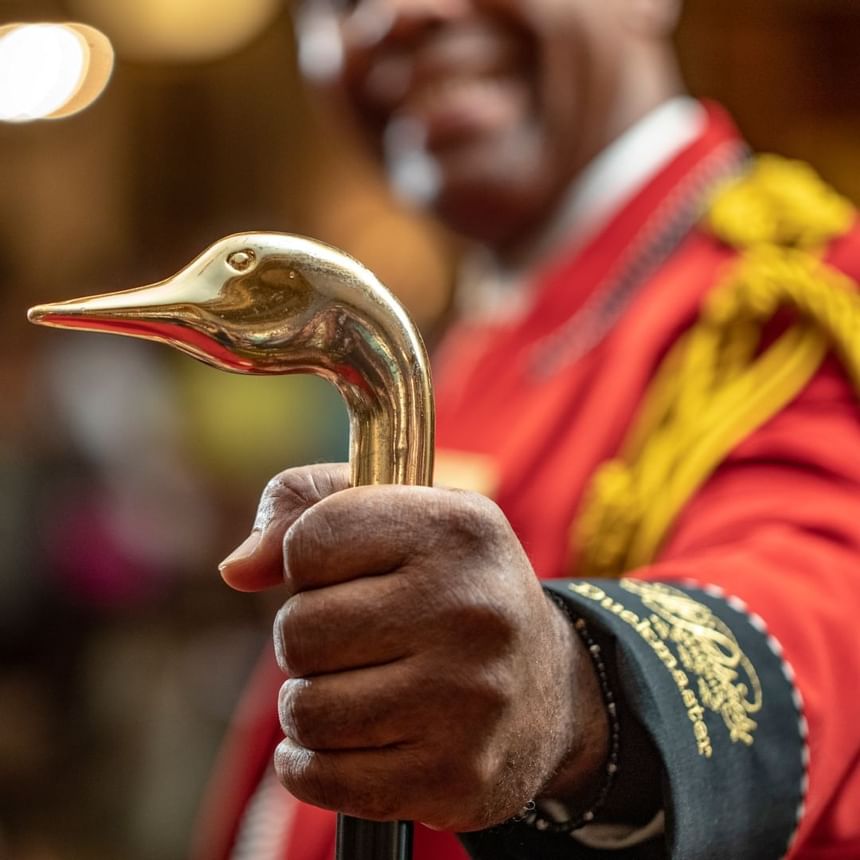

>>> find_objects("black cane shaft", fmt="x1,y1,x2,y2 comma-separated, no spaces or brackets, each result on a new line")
336,816,412,860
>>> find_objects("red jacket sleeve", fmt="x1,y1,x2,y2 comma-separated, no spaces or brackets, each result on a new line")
650,350,860,857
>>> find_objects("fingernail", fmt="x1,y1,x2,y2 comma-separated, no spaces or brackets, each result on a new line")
218,530,262,571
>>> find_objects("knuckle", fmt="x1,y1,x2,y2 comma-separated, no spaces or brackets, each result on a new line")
277,743,413,822
275,743,346,812
428,490,508,553
426,665,509,731
278,679,319,748
274,595,314,676
255,470,313,531
273,739,307,788
257,464,347,535
460,669,511,723
450,596,519,650
284,504,337,586
456,742,502,805
301,503,339,550
470,668,512,715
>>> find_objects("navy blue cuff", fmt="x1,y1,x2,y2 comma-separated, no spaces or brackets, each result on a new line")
460,578,806,860
545,578,806,860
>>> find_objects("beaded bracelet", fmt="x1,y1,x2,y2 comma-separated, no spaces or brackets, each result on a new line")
511,600,621,835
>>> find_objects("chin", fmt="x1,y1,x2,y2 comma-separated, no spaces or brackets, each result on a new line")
432,189,525,247
431,165,557,251
421,129,562,249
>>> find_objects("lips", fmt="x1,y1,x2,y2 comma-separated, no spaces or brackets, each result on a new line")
401,74,528,150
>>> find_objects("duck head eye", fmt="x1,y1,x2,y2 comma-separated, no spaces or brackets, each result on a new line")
226,249,257,273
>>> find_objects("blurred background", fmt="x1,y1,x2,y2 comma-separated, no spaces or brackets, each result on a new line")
1,0,858,857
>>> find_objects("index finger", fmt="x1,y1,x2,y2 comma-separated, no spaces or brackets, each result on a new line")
284,484,496,593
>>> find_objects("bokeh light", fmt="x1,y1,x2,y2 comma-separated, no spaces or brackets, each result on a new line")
69,0,281,62
0,22,113,123
0,25,85,121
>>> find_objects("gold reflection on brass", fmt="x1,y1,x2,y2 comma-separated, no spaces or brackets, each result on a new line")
28,232,435,490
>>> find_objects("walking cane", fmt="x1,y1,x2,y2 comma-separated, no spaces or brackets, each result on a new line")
29,232,435,860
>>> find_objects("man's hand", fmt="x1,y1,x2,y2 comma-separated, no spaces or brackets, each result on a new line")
219,464,609,832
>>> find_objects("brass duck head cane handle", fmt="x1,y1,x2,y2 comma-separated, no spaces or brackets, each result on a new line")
29,232,435,860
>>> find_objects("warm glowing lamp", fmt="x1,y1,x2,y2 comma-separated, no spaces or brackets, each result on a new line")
68,0,281,62
0,22,113,122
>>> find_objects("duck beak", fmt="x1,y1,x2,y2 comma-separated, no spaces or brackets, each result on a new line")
28,279,182,333
27,276,255,372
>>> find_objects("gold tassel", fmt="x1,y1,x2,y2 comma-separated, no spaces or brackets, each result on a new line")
574,156,860,579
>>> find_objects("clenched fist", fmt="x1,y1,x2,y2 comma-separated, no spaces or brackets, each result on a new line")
218,464,608,832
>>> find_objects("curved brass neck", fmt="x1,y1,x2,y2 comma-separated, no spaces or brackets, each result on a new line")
28,232,435,489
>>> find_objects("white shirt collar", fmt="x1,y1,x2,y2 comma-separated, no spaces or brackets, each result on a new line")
457,97,707,322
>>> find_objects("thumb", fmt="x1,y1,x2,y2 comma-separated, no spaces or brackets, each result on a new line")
218,463,350,592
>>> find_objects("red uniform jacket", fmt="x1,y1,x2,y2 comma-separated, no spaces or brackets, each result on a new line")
194,105,860,860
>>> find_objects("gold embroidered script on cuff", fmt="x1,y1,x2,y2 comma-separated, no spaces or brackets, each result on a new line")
568,580,763,759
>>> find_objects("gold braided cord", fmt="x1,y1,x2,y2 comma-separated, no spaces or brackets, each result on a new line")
574,156,860,579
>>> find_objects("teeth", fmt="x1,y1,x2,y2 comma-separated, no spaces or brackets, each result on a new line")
410,76,513,113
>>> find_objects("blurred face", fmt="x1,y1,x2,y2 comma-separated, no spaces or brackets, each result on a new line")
298,0,674,249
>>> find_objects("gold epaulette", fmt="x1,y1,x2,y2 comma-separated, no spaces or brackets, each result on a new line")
574,156,860,579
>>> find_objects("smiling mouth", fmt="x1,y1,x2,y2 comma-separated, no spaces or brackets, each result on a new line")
402,74,528,149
